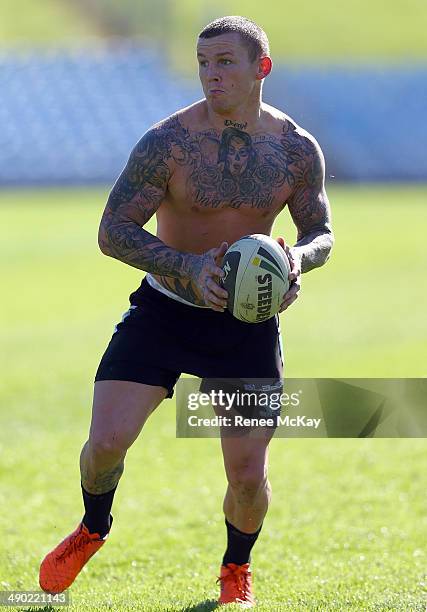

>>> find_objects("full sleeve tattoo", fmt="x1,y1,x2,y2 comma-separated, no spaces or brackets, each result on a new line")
286,132,334,273
98,118,195,279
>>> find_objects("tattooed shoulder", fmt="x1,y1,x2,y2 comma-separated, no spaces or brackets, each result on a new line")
101,115,190,224
280,119,325,185
283,119,331,239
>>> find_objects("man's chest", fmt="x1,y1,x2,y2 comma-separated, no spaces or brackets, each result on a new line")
167,126,299,214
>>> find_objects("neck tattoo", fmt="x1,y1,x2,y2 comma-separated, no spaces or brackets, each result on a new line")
224,119,248,130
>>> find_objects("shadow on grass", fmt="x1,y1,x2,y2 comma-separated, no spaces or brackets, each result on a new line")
181,600,218,611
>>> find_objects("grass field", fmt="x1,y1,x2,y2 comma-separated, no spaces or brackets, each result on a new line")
1,185,427,610
0,0,99,45
169,0,427,70
1,0,427,63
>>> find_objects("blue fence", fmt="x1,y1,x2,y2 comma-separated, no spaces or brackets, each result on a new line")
1,46,426,185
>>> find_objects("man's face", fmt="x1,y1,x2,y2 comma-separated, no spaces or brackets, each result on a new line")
197,33,259,114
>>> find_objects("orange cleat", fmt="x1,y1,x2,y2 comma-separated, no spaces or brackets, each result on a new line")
217,562,255,607
39,521,110,593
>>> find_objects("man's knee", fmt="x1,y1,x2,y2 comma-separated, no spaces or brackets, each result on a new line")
227,462,268,494
88,434,128,461
89,381,167,458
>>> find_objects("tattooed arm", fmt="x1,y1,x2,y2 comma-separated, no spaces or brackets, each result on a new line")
287,136,334,273
98,121,227,310
98,123,192,277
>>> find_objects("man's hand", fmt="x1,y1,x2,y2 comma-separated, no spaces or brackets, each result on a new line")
188,242,229,311
276,236,301,312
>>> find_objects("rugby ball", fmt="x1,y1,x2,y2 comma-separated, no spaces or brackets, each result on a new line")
221,234,290,323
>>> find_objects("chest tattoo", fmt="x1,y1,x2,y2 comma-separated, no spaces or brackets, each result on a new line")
168,120,299,210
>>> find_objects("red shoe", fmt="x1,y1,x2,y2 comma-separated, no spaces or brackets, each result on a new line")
218,562,255,607
39,521,110,593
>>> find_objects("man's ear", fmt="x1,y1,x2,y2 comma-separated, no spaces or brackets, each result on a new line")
256,56,272,80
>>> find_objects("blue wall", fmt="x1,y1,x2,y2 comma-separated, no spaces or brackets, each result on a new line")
1,47,426,185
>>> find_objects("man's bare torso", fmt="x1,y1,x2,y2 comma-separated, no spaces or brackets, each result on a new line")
151,100,318,302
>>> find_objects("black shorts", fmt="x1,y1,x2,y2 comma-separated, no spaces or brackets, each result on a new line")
95,277,284,399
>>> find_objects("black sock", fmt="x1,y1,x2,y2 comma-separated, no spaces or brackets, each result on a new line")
222,519,262,566
81,483,116,538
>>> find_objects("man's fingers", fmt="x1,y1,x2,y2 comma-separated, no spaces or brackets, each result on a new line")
276,236,298,279
204,276,228,310
207,264,225,278
212,241,229,264
206,277,228,301
205,298,225,312
206,298,226,311
281,290,299,304
284,282,301,299
204,288,227,310
219,241,228,254
280,293,299,312
279,281,301,311
287,250,301,281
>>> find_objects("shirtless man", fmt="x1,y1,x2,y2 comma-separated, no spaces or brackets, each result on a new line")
39,16,333,607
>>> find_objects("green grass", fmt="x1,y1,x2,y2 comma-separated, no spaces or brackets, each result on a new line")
0,0,99,45
211,0,427,62
283,184,427,378
1,185,427,610
1,0,427,63
106,0,427,69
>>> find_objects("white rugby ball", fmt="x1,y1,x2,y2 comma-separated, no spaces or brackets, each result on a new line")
220,234,290,323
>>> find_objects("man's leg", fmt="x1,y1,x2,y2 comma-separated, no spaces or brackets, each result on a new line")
222,433,273,551
79,380,167,534
218,432,274,606
39,380,167,593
